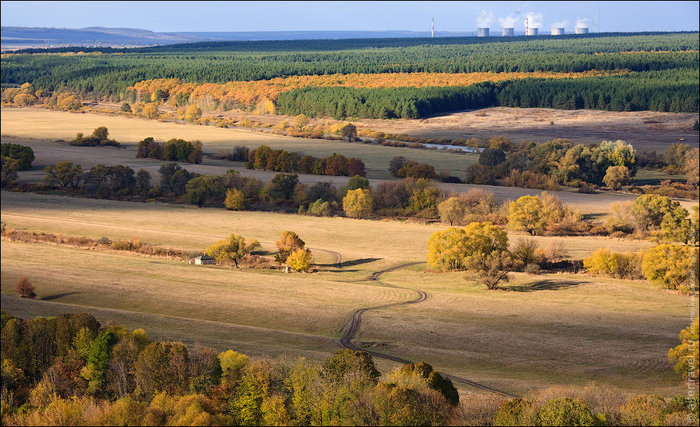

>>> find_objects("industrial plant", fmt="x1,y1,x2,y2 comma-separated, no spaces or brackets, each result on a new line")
474,11,593,37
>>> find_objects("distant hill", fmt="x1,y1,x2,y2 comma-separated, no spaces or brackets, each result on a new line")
0,26,475,50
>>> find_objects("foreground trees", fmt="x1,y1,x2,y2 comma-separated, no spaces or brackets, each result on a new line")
2,312,464,426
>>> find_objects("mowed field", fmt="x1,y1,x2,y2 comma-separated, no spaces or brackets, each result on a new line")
2,108,696,217
0,108,477,180
1,191,692,396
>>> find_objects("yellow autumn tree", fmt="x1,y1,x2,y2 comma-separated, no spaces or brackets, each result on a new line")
668,317,699,382
342,188,373,219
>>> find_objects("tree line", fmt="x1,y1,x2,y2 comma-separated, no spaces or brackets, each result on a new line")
2,309,696,426
1,310,464,425
136,137,203,164
276,68,698,119
243,145,366,177
2,33,696,101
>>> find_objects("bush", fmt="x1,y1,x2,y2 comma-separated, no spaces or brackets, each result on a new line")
343,188,373,219
537,397,596,426
524,263,542,274
15,277,36,299
642,244,697,291
307,199,332,216
493,398,537,426
583,248,643,279
619,394,667,426
1,143,35,170
286,248,313,272
224,189,247,210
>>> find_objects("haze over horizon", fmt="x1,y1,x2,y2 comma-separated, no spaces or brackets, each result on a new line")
2,1,698,33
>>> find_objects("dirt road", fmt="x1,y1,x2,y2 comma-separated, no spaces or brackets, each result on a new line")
338,262,516,397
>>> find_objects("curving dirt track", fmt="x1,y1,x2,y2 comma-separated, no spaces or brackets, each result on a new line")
338,262,516,397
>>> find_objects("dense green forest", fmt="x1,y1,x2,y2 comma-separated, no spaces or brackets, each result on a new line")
1,33,697,102
276,68,699,118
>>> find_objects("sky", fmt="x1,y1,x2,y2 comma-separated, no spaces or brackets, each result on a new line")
1,1,698,33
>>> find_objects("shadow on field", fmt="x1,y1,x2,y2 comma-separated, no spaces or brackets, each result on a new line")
339,258,382,268
506,279,588,292
41,292,82,301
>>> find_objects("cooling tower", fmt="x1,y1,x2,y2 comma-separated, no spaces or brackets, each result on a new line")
502,28,514,36
526,27,538,36
477,27,489,37
575,27,589,34
551,28,565,35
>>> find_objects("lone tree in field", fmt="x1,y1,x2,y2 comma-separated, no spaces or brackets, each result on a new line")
275,231,306,264
438,197,466,226
15,277,36,299
340,123,357,142
206,233,260,267
427,222,512,289
343,188,373,219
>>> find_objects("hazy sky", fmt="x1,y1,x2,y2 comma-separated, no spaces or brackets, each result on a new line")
1,1,698,32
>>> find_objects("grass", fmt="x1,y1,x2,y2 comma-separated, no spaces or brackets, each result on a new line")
0,108,477,180
1,190,692,397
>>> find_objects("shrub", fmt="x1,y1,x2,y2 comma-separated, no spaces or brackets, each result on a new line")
224,189,247,210
511,237,542,268
545,240,567,262
1,143,35,170
205,233,260,267
307,199,332,217
619,394,667,426
343,188,373,219
275,231,305,263
668,317,699,383
583,248,643,279
286,248,313,272
15,277,36,299
537,397,596,426
524,263,542,274
642,244,697,291
493,398,537,426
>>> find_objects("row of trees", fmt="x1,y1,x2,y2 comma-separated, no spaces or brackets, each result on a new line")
244,145,365,177
3,309,696,426
466,138,639,189
276,68,698,119
136,137,204,164
1,310,462,425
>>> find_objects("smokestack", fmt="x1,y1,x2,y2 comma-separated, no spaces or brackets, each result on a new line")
551,28,564,36
431,17,434,38
502,28,514,36
575,27,589,34
526,27,538,36
477,27,489,37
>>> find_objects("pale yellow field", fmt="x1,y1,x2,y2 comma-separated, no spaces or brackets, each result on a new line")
1,191,691,396
0,108,477,179
3,108,696,217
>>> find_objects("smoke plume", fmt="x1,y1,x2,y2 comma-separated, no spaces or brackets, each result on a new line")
477,10,495,28
499,14,518,28
576,17,589,28
525,12,543,28
551,20,568,28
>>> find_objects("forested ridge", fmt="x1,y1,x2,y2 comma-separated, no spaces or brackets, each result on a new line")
1,33,697,115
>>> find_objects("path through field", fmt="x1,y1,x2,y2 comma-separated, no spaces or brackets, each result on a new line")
338,261,516,397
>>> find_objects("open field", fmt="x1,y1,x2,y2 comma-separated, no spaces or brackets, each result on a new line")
0,108,478,180
1,190,691,396
355,107,699,152
2,109,696,217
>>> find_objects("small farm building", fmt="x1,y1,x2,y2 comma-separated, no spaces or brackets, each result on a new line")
195,255,215,265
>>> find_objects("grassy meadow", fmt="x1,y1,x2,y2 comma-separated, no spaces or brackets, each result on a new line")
1,191,691,396
0,108,478,180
